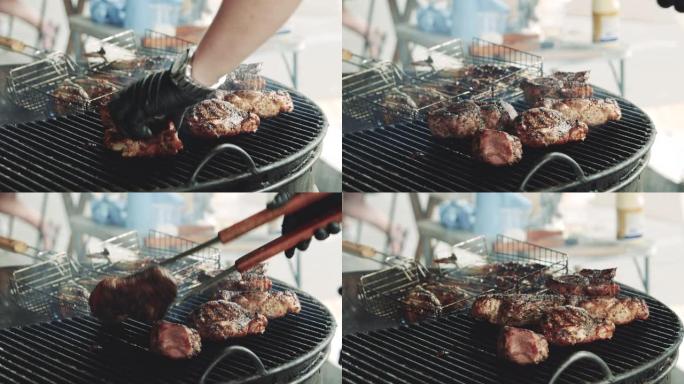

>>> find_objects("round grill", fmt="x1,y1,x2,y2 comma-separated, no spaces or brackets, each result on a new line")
343,87,655,192
341,285,682,384
0,81,327,191
0,280,336,383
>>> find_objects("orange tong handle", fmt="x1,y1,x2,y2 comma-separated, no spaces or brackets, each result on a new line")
234,208,342,272
342,241,378,258
0,236,28,253
0,36,26,53
217,193,331,244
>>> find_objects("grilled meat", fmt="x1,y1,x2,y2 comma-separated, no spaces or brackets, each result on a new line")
217,90,294,119
573,296,649,325
191,300,268,341
150,321,201,360
472,129,523,166
471,294,567,326
498,326,549,365
52,79,90,115
520,71,593,104
382,89,418,110
535,98,621,127
186,98,260,139
514,107,589,147
546,268,620,297
427,100,482,138
89,266,178,323
55,283,90,318
198,267,273,292
399,85,448,108
402,286,442,323
215,290,301,319
478,100,518,131
540,306,615,346
225,76,266,91
75,78,118,109
101,107,184,157
423,281,469,309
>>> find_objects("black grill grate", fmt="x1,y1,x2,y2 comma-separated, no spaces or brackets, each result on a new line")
343,88,655,192
342,285,682,384
0,81,326,191
0,280,335,384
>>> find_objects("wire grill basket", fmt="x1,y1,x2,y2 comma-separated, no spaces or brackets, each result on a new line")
358,235,568,323
10,252,76,315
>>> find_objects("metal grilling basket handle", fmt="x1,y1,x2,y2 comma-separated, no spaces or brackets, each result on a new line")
519,152,588,192
549,351,614,384
200,346,266,384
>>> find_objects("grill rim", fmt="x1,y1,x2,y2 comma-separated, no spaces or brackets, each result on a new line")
342,86,656,192
341,283,683,384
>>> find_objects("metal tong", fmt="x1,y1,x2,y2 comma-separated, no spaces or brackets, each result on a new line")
158,193,341,300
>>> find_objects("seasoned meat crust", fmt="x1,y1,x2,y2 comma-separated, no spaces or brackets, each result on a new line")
52,79,90,115
217,90,294,119
573,296,649,325
546,268,620,297
199,269,273,292
427,100,482,138
514,107,589,147
535,97,621,127
55,283,90,318
478,100,518,131
100,106,183,157
540,306,615,346
215,290,301,319
192,300,268,341
89,266,178,323
186,98,260,139
520,71,593,104
498,326,549,365
472,129,523,166
150,321,201,360
402,286,442,323
472,294,567,326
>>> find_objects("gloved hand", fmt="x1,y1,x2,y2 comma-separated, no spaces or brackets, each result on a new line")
269,193,342,258
107,50,219,139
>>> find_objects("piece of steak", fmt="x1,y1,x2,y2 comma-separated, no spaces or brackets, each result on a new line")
514,107,589,147
185,98,260,139
472,129,523,166
498,326,549,365
100,106,183,157
150,321,202,359
191,300,268,341
540,306,615,346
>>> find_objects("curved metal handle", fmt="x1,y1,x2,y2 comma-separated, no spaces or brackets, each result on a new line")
549,351,614,384
519,152,586,192
199,345,267,384
189,143,258,187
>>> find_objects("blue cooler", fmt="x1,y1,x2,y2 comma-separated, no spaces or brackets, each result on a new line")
125,0,182,36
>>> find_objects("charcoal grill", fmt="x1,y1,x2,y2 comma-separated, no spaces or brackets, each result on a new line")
342,86,654,191
0,279,335,384
0,79,326,191
341,283,682,384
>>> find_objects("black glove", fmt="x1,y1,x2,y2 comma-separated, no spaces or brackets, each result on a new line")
270,193,342,258
107,50,215,139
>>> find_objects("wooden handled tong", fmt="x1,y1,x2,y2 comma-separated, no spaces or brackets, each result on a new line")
0,236,29,254
162,193,341,300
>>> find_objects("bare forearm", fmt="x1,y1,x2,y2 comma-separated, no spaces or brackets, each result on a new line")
191,0,301,86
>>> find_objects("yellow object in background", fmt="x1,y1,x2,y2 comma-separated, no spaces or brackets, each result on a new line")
616,193,644,240
593,0,621,43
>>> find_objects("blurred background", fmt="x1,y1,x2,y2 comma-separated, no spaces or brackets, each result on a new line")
342,192,684,380
0,0,341,190
342,0,684,191
0,192,342,380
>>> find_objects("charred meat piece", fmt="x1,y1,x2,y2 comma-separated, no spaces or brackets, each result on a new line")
422,281,469,309
186,98,260,139
101,107,184,157
546,268,620,297
192,300,268,341
478,100,518,131
427,100,483,138
498,326,549,365
520,71,593,104
535,98,621,127
52,79,90,115
225,76,266,91
402,286,442,323
382,89,418,110
399,85,448,108
150,321,201,360
55,283,90,318
215,290,301,319
217,90,294,119
89,266,178,323
573,296,649,325
540,306,615,346
472,129,523,166
198,267,273,292
471,294,566,326
514,107,589,147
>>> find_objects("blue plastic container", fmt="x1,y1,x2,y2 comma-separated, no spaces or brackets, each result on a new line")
124,0,182,36
90,0,126,27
